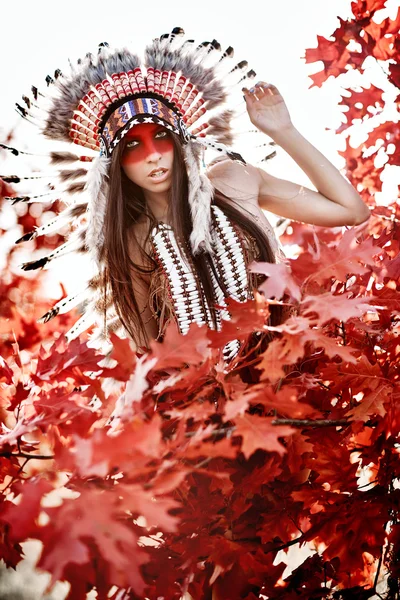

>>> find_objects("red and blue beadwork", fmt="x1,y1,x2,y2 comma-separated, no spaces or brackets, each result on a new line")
100,96,188,156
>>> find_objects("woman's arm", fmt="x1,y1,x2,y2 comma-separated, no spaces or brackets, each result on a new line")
242,82,371,227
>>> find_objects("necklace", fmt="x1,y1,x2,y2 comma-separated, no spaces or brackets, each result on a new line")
151,205,252,360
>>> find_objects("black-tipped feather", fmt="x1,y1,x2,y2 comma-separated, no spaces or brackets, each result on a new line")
6,192,56,204
22,95,31,109
58,168,88,182
66,181,86,194
15,231,37,244
38,307,59,323
1,175,21,183
70,203,88,217
1,174,49,182
0,143,19,156
261,151,277,162
207,110,234,147
50,151,81,164
15,103,28,118
219,46,234,61
6,196,29,205
21,257,49,271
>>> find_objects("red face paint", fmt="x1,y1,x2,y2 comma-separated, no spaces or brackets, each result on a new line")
121,123,174,165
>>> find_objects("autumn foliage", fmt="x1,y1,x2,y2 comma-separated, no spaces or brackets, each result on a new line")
1,2,400,599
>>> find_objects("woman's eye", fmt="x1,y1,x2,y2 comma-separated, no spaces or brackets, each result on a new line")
126,140,139,149
155,131,167,139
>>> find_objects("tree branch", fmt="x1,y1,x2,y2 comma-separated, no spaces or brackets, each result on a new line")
272,418,349,428
0,451,54,460
184,418,350,441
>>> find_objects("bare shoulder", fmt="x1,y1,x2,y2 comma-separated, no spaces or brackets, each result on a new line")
206,158,261,205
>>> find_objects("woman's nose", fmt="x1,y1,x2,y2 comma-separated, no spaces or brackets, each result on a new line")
146,150,162,162
145,141,162,162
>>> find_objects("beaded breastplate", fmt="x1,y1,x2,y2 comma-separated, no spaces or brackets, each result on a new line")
150,205,255,360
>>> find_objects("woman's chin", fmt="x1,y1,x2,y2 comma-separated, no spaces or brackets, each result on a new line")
145,179,172,193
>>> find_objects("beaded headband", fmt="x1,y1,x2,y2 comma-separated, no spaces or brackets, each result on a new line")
100,97,188,156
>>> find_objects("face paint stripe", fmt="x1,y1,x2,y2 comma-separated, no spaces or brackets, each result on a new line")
121,123,174,165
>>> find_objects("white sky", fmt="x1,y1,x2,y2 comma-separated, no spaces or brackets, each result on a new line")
0,0,398,298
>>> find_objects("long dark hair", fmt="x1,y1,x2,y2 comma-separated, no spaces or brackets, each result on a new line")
101,132,282,347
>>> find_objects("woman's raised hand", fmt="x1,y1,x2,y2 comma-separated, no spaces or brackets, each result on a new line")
243,82,293,139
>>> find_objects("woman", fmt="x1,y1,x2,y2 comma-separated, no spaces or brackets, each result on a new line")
10,30,369,357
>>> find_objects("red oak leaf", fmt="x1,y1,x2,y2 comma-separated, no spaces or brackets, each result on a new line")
99,332,137,381
266,314,358,364
304,328,358,363
34,335,104,382
208,296,270,348
337,85,384,133
293,229,377,285
321,354,384,394
233,414,294,458
68,415,164,477
149,468,190,495
1,478,53,541
150,322,210,369
37,531,89,590
37,487,149,595
183,436,238,460
365,8,400,60
304,23,354,88
351,0,387,20
5,381,32,413
346,385,392,421
223,393,251,421
256,338,287,383
115,483,180,531
243,384,317,419
0,355,14,384
249,261,301,301
301,292,372,325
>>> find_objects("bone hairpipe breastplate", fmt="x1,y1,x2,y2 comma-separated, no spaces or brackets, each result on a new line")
150,205,252,360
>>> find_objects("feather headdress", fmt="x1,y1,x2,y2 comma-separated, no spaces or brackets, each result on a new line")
5,27,272,349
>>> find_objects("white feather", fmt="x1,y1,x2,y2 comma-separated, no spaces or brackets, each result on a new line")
184,141,214,255
65,309,97,342
85,154,110,265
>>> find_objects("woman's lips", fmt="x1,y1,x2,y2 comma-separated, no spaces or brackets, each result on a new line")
148,167,169,182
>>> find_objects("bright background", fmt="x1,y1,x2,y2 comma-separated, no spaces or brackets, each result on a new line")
0,0,398,299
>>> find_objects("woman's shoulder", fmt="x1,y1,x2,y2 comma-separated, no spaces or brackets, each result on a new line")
206,158,261,205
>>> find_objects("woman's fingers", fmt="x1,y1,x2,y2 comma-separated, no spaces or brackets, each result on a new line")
242,87,257,103
254,84,267,97
243,86,263,102
243,82,278,101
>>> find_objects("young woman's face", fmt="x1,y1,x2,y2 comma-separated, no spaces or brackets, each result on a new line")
120,123,174,195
